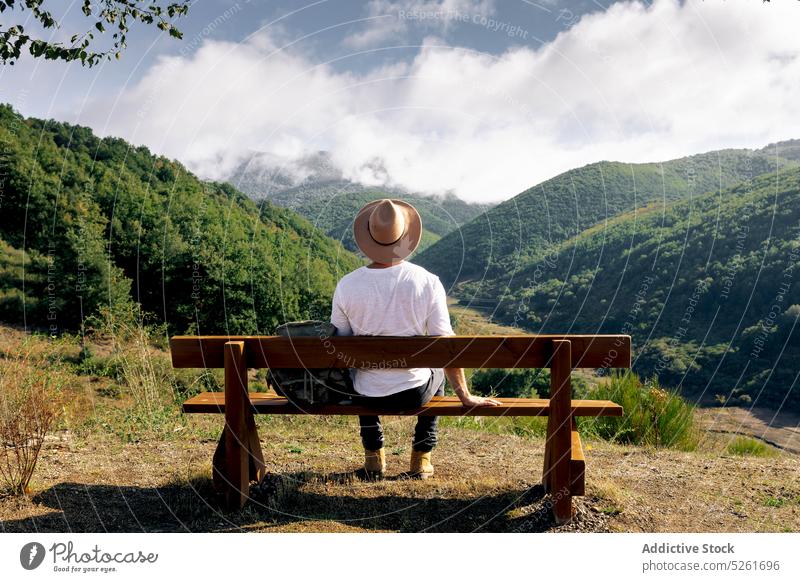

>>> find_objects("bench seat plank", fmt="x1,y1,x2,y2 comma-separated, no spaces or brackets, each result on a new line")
182,392,623,417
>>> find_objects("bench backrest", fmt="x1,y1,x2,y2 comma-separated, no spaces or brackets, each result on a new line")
169,335,631,370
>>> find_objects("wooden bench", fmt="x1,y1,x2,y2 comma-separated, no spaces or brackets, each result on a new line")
170,334,629,523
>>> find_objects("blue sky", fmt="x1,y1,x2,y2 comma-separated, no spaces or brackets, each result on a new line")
2,0,800,202
3,0,602,114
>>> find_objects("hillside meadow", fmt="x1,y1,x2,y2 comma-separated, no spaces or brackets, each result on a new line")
1,321,797,533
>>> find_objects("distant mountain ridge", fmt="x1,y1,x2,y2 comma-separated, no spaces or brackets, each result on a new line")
226,150,345,196
759,138,800,162
226,152,493,254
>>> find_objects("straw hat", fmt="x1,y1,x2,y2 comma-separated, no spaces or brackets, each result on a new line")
353,199,422,264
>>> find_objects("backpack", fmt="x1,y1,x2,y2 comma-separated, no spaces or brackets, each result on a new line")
267,320,356,405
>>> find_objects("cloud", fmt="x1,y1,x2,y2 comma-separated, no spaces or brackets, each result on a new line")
343,0,495,48
77,0,800,203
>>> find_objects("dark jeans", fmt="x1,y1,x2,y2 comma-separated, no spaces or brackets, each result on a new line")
358,368,445,453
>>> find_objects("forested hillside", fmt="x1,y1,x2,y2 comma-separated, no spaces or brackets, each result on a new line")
417,150,794,287
0,106,361,334
460,167,800,410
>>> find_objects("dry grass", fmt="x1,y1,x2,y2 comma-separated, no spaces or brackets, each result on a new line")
590,478,627,516
1,416,798,533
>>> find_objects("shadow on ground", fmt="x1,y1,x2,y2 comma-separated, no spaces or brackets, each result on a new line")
0,471,603,533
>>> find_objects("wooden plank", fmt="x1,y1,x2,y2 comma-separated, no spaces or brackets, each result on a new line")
221,341,249,511
182,392,623,417
570,418,586,497
544,339,573,524
170,335,632,370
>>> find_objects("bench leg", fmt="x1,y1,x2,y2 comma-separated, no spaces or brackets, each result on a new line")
213,340,255,511
212,404,266,495
543,339,573,524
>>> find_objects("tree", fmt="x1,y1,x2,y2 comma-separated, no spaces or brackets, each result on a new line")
0,0,189,66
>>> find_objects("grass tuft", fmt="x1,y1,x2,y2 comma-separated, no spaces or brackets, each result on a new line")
726,436,778,457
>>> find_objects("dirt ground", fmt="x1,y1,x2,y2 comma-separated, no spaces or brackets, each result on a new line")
1,416,798,533
698,407,800,455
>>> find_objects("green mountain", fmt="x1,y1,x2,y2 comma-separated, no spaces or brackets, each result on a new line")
0,105,361,334
416,150,795,288
461,166,800,410
226,156,492,255
260,182,493,254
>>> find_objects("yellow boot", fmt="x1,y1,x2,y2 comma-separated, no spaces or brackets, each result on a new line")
364,448,386,478
409,450,434,479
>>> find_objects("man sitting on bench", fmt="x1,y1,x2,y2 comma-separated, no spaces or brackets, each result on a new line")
330,199,501,480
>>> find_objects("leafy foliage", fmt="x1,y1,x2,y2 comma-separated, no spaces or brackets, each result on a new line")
0,0,189,66
0,105,361,334
0,239,48,323
761,139,800,162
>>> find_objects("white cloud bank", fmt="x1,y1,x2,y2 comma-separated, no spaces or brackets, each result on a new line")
342,0,495,48
80,0,800,202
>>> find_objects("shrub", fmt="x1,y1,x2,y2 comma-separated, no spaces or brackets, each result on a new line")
0,352,63,495
581,371,699,450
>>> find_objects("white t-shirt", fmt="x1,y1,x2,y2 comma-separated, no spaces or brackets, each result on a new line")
330,261,455,397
